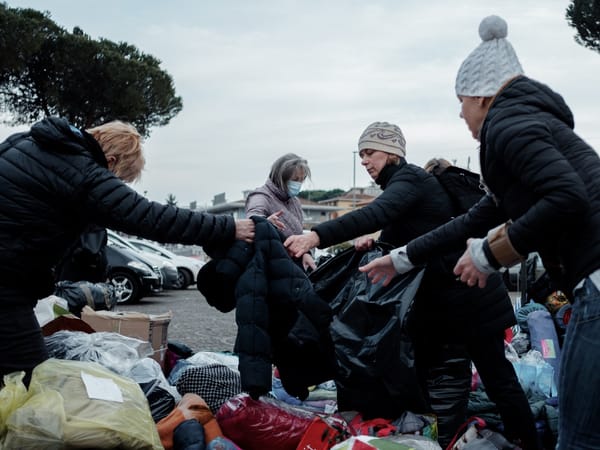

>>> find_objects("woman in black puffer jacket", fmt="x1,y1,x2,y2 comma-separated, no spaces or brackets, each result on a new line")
362,16,599,450
285,121,538,449
0,117,254,385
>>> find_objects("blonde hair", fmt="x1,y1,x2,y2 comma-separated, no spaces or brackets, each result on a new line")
86,121,145,183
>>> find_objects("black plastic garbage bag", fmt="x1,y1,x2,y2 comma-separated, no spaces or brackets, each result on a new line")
309,245,369,304
139,380,177,422
310,245,428,419
424,343,472,447
54,280,116,316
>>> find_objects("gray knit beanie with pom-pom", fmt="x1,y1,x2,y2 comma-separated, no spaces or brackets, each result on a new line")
455,15,524,97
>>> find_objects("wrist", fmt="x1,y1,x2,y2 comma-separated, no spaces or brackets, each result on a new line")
486,223,524,267
468,238,496,274
310,231,320,248
390,245,414,274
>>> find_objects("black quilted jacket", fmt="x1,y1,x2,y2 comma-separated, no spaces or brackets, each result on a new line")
198,216,335,399
0,117,236,303
407,77,600,294
312,162,516,338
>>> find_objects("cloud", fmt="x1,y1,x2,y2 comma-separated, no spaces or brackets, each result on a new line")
2,0,600,207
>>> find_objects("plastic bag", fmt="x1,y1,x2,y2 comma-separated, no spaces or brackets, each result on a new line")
45,330,153,375
309,246,368,303
187,351,240,372
127,358,181,422
34,295,70,327
331,435,441,450
3,389,66,449
511,350,556,398
3,358,163,449
317,246,426,418
54,280,116,316
0,371,28,437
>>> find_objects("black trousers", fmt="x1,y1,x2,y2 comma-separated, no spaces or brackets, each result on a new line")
467,331,540,450
415,330,540,450
0,306,49,387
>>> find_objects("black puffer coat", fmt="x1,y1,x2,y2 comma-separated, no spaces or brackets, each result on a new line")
0,117,235,304
407,76,600,294
198,217,335,399
313,161,515,337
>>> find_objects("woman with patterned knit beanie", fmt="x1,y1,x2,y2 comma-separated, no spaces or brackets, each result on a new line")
285,120,538,449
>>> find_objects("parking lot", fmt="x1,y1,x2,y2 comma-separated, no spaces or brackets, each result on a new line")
114,287,238,354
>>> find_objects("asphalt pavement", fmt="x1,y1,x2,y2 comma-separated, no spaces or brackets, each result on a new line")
114,287,238,354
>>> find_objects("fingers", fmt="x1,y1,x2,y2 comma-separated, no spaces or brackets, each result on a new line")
284,235,309,258
302,254,316,271
235,219,255,242
454,257,487,288
358,261,392,287
354,237,374,252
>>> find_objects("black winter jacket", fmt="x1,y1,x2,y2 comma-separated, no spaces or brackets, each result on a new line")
198,217,335,399
0,117,236,304
313,161,515,337
407,77,600,294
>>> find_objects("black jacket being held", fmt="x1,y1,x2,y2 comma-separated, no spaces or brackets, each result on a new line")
198,217,335,399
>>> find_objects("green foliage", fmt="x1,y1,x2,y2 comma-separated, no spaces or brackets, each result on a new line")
0,3,182,136
165,193,178,207
298,189,345,202
566,0,600,53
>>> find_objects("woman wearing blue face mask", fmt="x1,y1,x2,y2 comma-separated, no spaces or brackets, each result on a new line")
245,153,315,271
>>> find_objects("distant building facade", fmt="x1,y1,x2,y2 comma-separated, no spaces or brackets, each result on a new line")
318,185,381,218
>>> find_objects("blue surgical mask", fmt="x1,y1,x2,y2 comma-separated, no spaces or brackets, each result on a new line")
287,180,302,197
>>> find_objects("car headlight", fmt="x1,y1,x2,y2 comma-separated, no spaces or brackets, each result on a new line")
127,261,153,275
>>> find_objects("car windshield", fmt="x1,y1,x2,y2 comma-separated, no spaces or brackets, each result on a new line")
132,241,176,259
107,230,139,252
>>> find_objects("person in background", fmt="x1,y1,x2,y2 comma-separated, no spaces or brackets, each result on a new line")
245,152,316,271
0,117,254,386
284,121,539,449
423,157,452,175
359,15,600,450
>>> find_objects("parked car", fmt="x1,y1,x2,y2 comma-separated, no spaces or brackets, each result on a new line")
127,238,205,289
105,245,162,304
107,230,181,289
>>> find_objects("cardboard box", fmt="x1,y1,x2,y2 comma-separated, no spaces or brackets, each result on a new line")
80,306,173,367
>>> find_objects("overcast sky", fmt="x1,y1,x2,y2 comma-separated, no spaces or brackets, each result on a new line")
3,1,600,208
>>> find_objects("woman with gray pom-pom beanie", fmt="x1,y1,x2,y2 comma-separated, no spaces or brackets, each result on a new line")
361,14,600,450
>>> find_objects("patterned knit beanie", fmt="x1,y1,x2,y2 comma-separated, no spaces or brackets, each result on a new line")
358,122,406,157
455,15,524,97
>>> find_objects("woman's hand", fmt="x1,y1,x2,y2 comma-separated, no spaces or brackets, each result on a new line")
284,231,320,258
353,236,374,251
267,210,285,231
234,219,255,243
358,255,396,286
454,239,490,288
302,253,317,272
